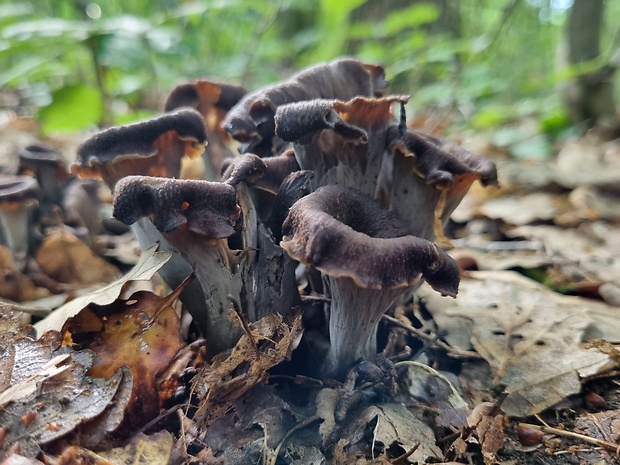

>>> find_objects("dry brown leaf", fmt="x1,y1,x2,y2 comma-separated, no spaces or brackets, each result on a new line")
195,311,302,424
98,430,174,465
34,243,172,335
62,284,184,423
0,245,50,302
35,230,120,285
507,223,620,285
476,414,506,465
420,271,616,417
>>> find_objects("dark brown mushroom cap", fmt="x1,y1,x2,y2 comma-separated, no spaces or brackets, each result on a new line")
281,185,460,296
18,144,64,167
388,127,498,190
223,58,386,155
164,80,246,114
113,175,240,238
72,108,207,186
222,151,301,194
221,153,268,187
0,175,41,205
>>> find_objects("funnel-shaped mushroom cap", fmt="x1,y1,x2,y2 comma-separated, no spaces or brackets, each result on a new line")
281,185,460,378
165,80,246,115
281,185,459,296
113,176,240,238
223,58,387,156
73,108,207,188
165,80,246,181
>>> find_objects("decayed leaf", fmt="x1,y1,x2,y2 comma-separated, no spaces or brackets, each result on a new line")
315,388,340,448
62,284,185,423
0,342,124,459
341,403,441,463
476,414,506,465
397,361,470,431
201,385,298,464
35,230,121,285
34,244,172,335
574,409,620,464
73,366,134,450
195,311,302,424
0,304,37,349
420,271,616,416
55,446,115,465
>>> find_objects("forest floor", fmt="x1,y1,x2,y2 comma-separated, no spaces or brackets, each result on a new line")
0,110,619,465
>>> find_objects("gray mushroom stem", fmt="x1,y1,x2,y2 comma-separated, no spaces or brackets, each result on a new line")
321,277,406,379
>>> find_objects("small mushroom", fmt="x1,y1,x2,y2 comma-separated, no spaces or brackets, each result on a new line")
0,175,41,270
165,80,246,180
280,185,460,379
18,143,70,206
223,58,387,156
72,108,207,188
112,175,245,354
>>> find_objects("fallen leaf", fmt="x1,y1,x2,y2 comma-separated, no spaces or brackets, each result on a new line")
0,343,123,459
34,244,172,335
35,230,120,285
341,403,442,463
0,245,50,302
62,285,184,423
195,311,302,424
478,192,559,225
98,430,174,465
420,271,617,416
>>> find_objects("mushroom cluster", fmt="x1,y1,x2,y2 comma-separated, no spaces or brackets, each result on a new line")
75,57,497,378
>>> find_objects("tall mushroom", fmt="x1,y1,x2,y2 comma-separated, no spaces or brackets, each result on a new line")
72,108,210,327
281,185,460,379
274,92,498,378
112,175,244,354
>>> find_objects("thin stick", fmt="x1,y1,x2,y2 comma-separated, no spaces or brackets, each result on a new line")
391,442,420,464
520,423,620,456
382,315,482,359
267,415,322,465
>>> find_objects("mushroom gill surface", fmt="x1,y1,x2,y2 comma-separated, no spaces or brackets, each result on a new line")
73,108,207,188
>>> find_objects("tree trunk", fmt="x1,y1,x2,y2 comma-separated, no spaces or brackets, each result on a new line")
563,0,618,136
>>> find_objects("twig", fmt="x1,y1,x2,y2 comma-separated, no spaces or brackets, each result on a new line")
228,294,260,358
267,415,322,465
391,442,420,464
520,423,620,456
382,315,482,359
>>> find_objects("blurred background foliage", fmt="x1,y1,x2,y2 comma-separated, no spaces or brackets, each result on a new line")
1,0,619,140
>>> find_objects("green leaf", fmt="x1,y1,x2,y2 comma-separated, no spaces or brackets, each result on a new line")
383,3,439,35
37,83,103,134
